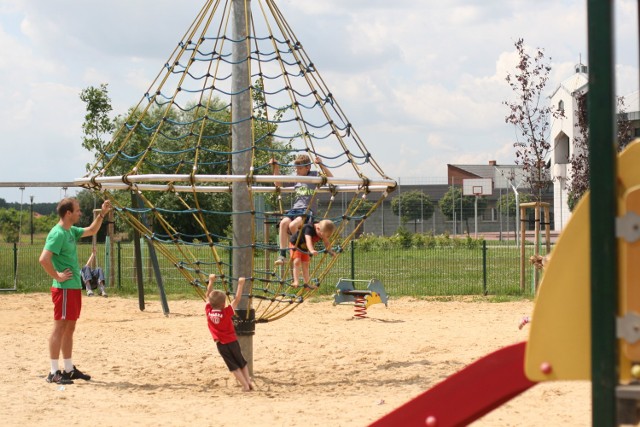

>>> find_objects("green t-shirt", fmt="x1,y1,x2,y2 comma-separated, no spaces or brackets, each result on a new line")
43,224,84,289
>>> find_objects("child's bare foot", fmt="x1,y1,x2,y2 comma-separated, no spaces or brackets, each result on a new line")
304,283,318,290
291,281,300,288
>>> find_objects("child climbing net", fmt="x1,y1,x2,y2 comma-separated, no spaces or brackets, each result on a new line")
77,0,396,322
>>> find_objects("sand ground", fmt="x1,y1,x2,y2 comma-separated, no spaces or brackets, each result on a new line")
0,293,594,426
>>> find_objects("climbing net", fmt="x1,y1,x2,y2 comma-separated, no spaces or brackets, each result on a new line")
77,0,396,322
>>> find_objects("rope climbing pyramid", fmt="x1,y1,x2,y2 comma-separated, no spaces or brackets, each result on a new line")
76,0,396,322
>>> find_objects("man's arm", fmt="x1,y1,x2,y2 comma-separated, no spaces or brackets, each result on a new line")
39,249,72,283
230,277,245,311
82,200,112,238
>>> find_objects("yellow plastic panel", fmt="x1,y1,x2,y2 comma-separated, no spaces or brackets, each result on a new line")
617,140,640,381
525,193,591,381
621,187,640,362
525,139,640,382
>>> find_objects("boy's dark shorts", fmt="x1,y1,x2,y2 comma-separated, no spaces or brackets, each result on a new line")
216,340,247,371
283,208,313,222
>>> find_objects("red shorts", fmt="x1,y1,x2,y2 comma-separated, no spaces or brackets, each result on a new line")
51,288,82,321
289,243,310,263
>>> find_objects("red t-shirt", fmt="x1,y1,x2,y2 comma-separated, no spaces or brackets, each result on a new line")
205,304,237,344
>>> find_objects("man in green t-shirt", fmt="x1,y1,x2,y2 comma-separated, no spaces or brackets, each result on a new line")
39,197,112,385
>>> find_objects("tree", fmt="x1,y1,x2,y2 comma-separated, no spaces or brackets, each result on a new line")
391,191,434,230
80,84,116,171
566,92,634,211
496,192,532,218
503,39,562,202
0,208,22,243
83,80,294,242
438,187,487,234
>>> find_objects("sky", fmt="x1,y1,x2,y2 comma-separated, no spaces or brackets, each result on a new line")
0,0,638,204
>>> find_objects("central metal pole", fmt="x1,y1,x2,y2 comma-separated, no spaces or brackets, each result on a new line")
231,0,255,375
587,0,618,424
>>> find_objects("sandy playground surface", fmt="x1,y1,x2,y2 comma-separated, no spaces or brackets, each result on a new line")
1,293,594,426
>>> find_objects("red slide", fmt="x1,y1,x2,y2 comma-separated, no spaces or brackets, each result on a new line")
370,342,536,427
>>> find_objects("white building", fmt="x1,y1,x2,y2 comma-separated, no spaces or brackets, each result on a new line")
549,64,640,231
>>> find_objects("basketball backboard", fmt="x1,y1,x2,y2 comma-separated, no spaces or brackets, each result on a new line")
463,178,492,196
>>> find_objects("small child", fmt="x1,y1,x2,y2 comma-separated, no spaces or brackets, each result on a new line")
205,274,253,391
289,219,337,288
271,154,333,266
81,247,107,297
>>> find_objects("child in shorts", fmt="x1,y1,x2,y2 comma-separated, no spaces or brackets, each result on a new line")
289,219,337,288
205,274,253,391
271,154,332,266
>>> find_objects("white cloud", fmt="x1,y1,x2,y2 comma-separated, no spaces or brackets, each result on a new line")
0,0,637,204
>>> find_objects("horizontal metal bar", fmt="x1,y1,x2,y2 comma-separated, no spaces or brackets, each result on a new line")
75,174,396,188
0,182,77,188
81,183,391,193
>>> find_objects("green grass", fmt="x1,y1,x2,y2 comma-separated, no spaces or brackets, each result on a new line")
1,240,543,299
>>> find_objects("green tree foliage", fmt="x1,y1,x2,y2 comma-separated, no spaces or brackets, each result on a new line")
438,186,487,234
503,39,562,202
0,208,21,243
0,208,56,242
83,81,293,242
496,192,532,218
80,84,116,171
391,190,434,227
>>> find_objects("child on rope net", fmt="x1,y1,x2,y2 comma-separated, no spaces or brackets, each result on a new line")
205,274,253,392
270,153,333,266
289,219,337,288
81,247,107,297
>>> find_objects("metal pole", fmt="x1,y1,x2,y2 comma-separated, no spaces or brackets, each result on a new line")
514,191,520,245
131,193,145,311
460,184,462,234
474,195,478,238
587,0,617,424
231,0,255,376
498,187,502,240
452,177,456,236
29,196,34,244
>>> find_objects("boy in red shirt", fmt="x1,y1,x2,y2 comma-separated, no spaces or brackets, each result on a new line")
205,274,253,391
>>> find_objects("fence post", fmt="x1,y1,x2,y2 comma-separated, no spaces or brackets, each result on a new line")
350,239,355,281
117,241,121,290
13,242,17,284
482,240,487,295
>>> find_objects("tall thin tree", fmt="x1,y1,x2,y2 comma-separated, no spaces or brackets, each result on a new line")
503,39,563,202
80,83,115,171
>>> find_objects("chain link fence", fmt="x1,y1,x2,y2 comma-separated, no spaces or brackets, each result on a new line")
0,240,546,298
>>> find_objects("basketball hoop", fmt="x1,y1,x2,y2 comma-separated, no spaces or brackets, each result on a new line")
462,179,493,239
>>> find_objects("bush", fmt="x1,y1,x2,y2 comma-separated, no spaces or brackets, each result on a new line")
353,230,484,250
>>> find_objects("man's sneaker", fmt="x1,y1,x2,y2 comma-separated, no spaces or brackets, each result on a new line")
46,370,74,385
87,290,94,297
68,366,91,381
